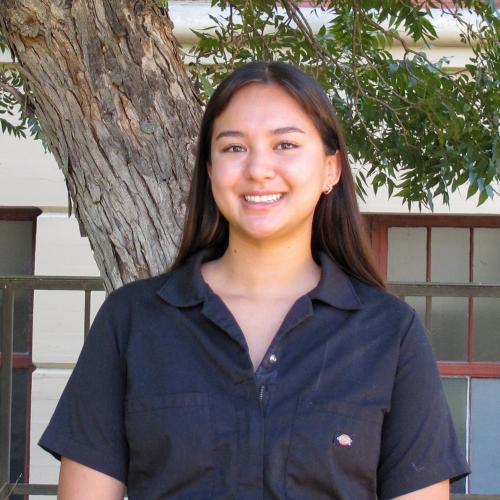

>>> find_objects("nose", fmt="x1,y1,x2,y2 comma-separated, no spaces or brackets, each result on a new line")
244,148,276,182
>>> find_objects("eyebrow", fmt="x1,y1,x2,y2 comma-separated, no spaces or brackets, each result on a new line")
214,126,306,141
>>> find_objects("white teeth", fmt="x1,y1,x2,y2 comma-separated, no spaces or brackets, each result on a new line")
244,193,283,203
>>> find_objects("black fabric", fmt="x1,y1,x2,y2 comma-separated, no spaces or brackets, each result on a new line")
39,248,470,499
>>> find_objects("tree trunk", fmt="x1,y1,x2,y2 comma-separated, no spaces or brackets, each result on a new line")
0,0,202,291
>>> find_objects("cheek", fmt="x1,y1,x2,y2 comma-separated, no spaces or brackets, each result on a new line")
286,163,326,193
211,167,235,192
209,167,240,210
286,148,328,180
211,155,245,185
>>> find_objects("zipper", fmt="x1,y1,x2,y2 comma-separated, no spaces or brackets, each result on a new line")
258,384,266,403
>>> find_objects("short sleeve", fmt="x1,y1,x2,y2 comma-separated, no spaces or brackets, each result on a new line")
38,291,129,484
377,309,470,499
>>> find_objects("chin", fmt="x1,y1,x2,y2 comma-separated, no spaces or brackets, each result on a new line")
244,231,280,241
241,227,293,243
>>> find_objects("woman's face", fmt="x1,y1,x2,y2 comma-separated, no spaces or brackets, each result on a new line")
208,83,340,245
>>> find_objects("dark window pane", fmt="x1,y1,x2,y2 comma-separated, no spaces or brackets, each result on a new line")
0,221,33,275
442,377,468,494
3,368,29,500
0,220,34,353
0,288,32,353
470,379,500,493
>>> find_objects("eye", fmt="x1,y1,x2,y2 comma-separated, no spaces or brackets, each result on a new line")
276,141,297,150
223,144,246,153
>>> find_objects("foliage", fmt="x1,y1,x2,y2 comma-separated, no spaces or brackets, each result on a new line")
0,2,498,209
0,33,48,149
189,0,499,209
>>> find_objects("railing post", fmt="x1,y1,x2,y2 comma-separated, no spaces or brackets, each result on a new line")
0,285,15,497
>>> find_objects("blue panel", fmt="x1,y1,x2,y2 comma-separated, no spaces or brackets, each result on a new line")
470,379,500,493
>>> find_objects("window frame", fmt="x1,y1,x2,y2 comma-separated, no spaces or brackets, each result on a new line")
364,213,500,377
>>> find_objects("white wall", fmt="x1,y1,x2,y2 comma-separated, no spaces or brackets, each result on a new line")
359,182,500,214
0,123,67,208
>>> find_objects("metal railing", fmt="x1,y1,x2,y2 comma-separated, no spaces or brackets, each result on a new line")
1,276,500,499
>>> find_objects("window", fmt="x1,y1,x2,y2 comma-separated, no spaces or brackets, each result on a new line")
0,207,41,500
366,214,500,495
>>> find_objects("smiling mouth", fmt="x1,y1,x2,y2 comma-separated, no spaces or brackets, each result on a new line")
243,193,284,204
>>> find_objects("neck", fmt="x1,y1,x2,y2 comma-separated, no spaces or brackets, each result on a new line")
208,231,321,299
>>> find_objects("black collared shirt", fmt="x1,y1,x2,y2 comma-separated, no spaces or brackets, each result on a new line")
39,248,470,499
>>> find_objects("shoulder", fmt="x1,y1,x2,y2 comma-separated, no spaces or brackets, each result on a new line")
316,251,414,333
353,277,416,326
108,272,170,304
347,279,444,408
349,278,439,379
96,272,172,325
95,248,211,326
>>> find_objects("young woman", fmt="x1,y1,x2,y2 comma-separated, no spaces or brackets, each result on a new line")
39,62,470,499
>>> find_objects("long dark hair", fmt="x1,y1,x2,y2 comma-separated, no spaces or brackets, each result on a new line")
171,61,385,290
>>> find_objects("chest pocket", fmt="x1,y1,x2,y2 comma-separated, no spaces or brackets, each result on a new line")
125,392,214,499
285,395,383,500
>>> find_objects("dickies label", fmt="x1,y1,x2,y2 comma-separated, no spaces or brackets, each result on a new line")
335,434,353,447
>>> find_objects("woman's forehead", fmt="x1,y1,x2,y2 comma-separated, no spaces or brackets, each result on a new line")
223,82,300,110
212,83,316,134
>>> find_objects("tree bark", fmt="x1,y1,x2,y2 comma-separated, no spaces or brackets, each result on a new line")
0,0,202,291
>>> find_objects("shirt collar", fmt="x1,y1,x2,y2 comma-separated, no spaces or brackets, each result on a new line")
308,251,363,310
157,247,363,311
156,248,214,307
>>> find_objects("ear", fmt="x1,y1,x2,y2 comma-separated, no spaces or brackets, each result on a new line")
325,151,341,187
207,162,212,179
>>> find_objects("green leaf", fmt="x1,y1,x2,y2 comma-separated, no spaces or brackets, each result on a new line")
478,188,489,206
199,74,215,98
467,181,479,199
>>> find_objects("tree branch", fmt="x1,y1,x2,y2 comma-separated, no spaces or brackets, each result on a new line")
280,0,349,77
0,78,25,105
355,7,452,79
0,74,36,117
